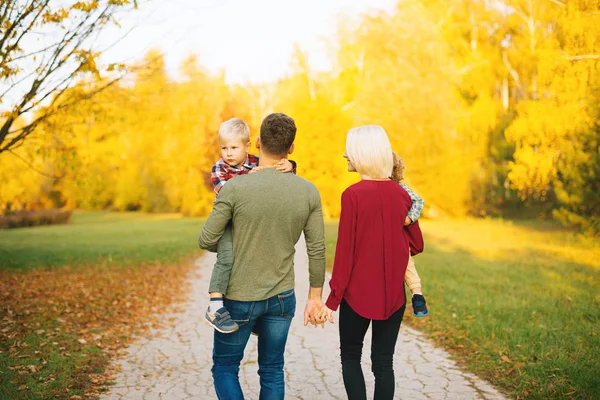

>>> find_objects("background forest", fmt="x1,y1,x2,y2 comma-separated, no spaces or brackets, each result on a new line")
2,0,599,233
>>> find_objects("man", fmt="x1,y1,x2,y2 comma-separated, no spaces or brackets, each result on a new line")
198,112,327,400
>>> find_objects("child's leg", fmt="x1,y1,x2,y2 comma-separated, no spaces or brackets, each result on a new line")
205,224,238,333
405,256,429,317
404,256,422,295
209,223,234,296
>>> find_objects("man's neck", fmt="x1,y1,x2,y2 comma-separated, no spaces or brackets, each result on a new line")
258,152,285,167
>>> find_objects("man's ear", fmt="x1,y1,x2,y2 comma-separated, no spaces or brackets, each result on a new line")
256,137,261,149
288,143,295,155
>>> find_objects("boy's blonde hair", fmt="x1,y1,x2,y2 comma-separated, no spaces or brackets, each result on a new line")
346,125,393,179
218,118,250,143
391,152,405,183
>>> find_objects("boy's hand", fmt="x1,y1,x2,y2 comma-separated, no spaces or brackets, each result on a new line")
404,216,412,226
274,159,294,173
249,166,264,174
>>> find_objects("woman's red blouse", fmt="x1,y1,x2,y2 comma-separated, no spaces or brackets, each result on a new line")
326,180,413,320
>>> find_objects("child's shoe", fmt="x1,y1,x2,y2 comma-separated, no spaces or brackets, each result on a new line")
204,307,239,333
412,294,429,317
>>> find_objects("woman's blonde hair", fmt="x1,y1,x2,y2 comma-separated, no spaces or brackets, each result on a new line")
391,152,405,183
346,125,393,179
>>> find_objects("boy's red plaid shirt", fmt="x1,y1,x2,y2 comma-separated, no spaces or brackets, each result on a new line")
210,154,260,195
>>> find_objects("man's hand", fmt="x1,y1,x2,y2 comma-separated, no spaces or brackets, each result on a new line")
304,298,326,328
274,159,294,173
404,216,412,226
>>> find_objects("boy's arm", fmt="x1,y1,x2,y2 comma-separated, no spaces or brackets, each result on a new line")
274,159,298,174
211,160,231,195
400,183,424,223
198,182,235,252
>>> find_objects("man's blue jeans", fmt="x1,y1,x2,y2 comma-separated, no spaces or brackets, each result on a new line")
212,289,296,400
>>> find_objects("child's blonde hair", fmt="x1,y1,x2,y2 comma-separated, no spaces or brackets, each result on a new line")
218,118,250,143
391,152,405,183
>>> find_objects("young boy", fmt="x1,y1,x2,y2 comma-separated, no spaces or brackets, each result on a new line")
204,117,296,333
391,152,429,317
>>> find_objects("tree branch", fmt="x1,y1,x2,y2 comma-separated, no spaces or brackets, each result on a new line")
0,1,137,155
7,149,63,179
503,50,522,88
0,75,125,154
0,0,40,62
566,54,600,61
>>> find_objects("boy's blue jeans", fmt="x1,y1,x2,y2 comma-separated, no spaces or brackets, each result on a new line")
212,289,296,400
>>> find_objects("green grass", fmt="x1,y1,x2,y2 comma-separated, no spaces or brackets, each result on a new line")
0,211,205,399
324,221,338,269
0,319,107,399
2,213,598,398
0,211,205,271
324,218,600,399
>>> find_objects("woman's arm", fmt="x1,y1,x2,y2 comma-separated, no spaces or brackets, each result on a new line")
325,189,358,311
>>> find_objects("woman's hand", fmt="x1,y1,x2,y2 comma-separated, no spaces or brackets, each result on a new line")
404,216,412,226
274,159,294,173
317,305,335,325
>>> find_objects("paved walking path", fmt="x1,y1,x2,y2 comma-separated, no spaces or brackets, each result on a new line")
100,239,507,400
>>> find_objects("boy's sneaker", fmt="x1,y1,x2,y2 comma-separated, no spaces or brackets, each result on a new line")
412,294,429,317
204,307,239,333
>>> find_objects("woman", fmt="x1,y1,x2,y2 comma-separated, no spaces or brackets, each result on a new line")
323,125,420,400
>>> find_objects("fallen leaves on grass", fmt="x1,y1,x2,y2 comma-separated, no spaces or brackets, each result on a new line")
0,256,197,398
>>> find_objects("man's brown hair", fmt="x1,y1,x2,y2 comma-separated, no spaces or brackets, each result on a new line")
259,113,296,157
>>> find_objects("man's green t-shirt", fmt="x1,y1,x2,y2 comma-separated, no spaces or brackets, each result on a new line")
198,167,326,301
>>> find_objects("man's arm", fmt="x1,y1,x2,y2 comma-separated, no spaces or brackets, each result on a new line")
400,183,424,224
302,185,327,326
198,182,235,252
304,186,326,288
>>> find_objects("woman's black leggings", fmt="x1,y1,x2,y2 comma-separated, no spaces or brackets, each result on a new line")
339,299,406,400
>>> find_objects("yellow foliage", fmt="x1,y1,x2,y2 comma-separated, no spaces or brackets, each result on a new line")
1,0,598,230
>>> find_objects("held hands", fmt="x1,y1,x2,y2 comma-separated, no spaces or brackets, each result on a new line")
317,306,335,325
303,299,335,329
274,159,294,173
404,216,412,226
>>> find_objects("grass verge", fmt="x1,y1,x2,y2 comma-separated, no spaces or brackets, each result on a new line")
324,218,600,399
0,211,204,272
0,211,204,399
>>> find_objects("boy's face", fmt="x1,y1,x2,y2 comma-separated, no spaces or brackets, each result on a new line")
220,138,250,167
